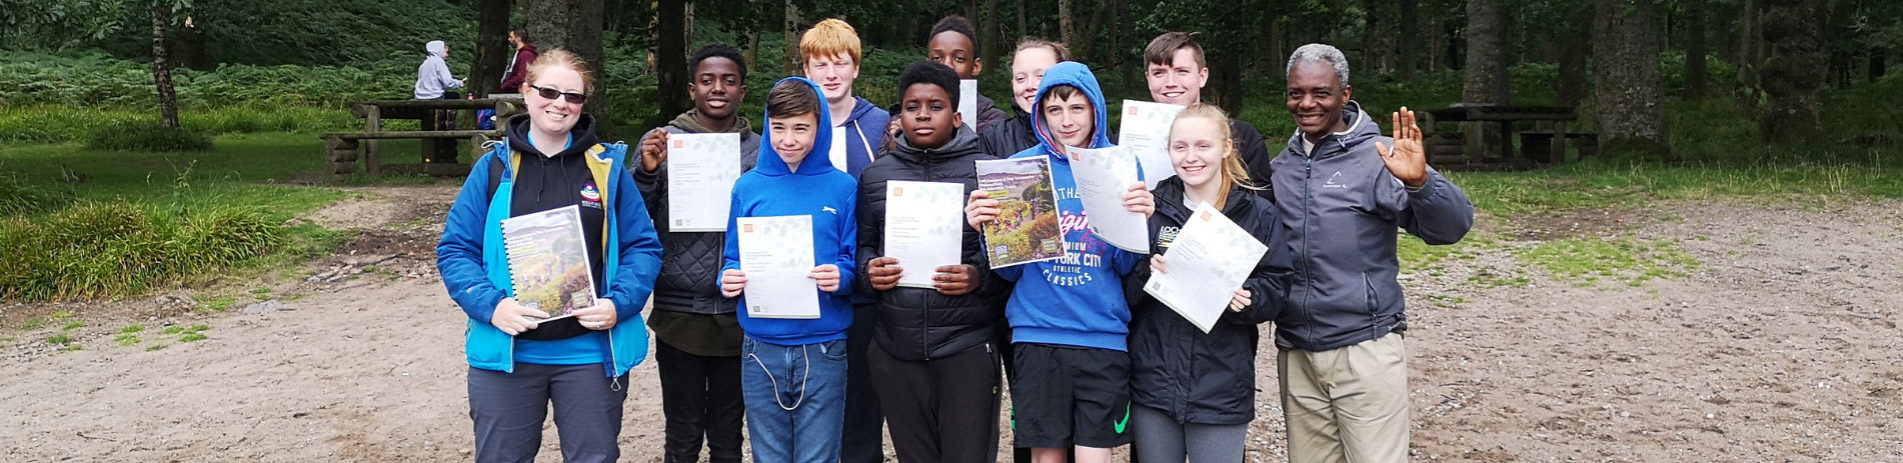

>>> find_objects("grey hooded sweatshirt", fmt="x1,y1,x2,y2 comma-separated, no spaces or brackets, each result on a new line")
414,40,462,99
1269,101,1474,352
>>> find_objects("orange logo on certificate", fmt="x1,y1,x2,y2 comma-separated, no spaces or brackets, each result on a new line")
672,139,684,148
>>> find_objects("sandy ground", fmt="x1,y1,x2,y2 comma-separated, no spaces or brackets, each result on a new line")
2,185,1900,462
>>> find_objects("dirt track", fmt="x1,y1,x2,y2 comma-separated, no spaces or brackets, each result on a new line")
3,186,1899,462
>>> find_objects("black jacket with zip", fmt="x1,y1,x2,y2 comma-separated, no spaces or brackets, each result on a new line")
1124,176,1291,424
854,124,1006,361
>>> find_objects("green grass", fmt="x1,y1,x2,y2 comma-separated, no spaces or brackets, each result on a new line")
51,310,73,319
19,318,45,330
46,333,71,345
1518,237,1700,287
203,295,238,313
163,324,212,343
60,321,82,331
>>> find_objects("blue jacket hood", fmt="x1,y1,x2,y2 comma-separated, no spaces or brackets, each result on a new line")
755,77,836,177
1029,61,1114,157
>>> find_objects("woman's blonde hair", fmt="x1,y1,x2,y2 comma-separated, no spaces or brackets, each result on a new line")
1168,103,1258,210
522,48,594,94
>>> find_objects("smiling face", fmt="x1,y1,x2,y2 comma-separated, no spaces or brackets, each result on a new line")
526,66,585,135
1010,47,1060,113
769,112,820,169
1286,60,1351,140
927,31,981,79
1147,48,1208,106
690,56,745,121
900,83,960,149
803,52,860,103
1041,88,1095,149
1168,114,1228,189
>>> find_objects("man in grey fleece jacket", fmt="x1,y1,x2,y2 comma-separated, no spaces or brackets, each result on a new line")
1270,43,1475,463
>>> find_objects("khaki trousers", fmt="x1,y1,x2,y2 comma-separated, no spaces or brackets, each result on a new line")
1278,332,1409,463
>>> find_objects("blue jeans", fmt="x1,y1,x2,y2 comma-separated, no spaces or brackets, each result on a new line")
742,336,848,463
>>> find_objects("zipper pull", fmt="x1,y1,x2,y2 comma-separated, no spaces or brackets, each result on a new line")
610,376,623,392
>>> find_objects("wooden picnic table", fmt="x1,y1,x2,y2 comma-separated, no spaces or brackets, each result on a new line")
323,97,523,175
1422,104,1580,165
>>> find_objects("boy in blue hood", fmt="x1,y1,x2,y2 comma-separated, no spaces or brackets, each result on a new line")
1272,43,1474,463
964,61,1154,462
717,77,859,463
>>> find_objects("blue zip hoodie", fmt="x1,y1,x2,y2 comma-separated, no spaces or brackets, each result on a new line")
721,77,860,346
436,117,663,378
837,97,891,178
996,61,1144,351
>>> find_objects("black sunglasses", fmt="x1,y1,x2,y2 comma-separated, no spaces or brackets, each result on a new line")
528,84,588,104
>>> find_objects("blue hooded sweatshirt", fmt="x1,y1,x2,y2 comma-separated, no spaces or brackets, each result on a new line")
721,77,860,346
997,61,1144,351
836,97,891,178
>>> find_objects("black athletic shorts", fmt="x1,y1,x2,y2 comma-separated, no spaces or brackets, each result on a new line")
1009,342,1133,449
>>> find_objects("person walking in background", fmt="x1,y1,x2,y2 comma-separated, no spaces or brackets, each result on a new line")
498,29,540,95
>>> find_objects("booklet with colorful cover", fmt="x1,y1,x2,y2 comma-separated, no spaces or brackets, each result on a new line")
975,157,1066,268
501,205,596,321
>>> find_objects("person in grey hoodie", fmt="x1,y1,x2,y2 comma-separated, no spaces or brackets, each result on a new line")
1270,43,1474,463
415,40,464,100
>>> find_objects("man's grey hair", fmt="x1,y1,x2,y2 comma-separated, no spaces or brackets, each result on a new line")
1286,43,1350,87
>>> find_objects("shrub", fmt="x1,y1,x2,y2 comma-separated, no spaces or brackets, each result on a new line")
0,171,74,216
84,121,215,152
0,202,284,301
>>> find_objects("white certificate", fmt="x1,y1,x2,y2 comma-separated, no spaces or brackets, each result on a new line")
1066,146,1149,253
829,126,850,173
958,79,979,129
1118,100,1186,189
1142,202,1267,333
665,133,742,232
884,181,966,288
737,215,821,319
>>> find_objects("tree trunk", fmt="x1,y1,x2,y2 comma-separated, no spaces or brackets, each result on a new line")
471,0,512,97
1016,0,1027,40
656,0,690,120
1398,0,1419,79
1871,47,1887,82
1757,0,1826,143
784,0,803,74
1593,0,1671,157
983,0,1000,75
150,2,179,129
526,0,607,125
1058,0,1074,46
1684,0,1708,99
1463,0,1509,158
1427,0,1444,71
744,29,762,72
1557,1,1591,106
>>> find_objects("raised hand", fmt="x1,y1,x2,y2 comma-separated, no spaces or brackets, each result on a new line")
639,129,669,173
1372,106,1428,188
1121,182,1155,218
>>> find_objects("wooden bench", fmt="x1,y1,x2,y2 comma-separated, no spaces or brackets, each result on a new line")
1518,132,1599,162
1422,105,1580,167
322,130,501,175
326,98,523,176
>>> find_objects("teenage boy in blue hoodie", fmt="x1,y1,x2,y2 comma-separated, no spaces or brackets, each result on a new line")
717,77,859,463
1274,43,1474,463
965,61,1154,463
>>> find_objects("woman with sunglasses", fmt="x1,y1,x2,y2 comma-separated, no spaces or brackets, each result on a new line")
436,48,663,463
